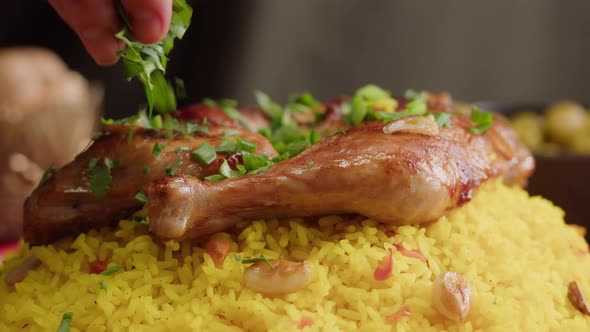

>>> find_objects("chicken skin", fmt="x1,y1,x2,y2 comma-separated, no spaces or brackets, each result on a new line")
23,92,534,244
144,115,533,240
23,108,277,244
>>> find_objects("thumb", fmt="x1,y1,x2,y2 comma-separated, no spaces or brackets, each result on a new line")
121,0,173,44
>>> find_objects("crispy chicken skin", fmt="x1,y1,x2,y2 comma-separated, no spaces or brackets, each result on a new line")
145,115,534,240
23,95,534,244
23,117,277,244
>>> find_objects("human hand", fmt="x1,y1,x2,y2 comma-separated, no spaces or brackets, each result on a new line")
49,0,173,65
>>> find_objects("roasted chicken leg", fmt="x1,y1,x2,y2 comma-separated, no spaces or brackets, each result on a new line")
145,116,533,240
23,107,277,244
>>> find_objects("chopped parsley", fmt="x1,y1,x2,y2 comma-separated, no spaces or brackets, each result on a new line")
404,89,428,101
89,166,111,198
88,157,99,169
467,107,494,134
126,126,135,144
38,166,57,188
433,112,452,128
165,158,182,176
104,158,121,169
204,154,272,182
203,174,226,182
203,98,251,130
286,92,321,112
152,141,166,157
150,114,163,129
186,123,208,135
234,254,275,269
218,159,247,179
237,137,257,153
56,312,73,332
134,189,148,203
99,264,121,276
99,280,108,290
223,129,240,137
115,0,192,115
404,97,428,115
255,90,284,127
355,84,391,101
241,152,273,172
215,137,257,154
190,142,217,165
215,139,238,153
89,158,120,199
143,166,150,174
343,84,395,126
133,215,149,225
350,96,368,126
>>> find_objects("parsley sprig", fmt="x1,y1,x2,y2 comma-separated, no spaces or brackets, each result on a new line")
88,158,120,198
467,106,494,134
115,0,192,115
38,166,57,188
341,85,494,134
234,254,275,269
255,91,325,157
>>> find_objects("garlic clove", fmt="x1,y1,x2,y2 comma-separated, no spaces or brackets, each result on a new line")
383,115,440,136
432,271,471,322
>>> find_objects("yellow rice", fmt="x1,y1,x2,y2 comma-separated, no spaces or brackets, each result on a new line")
1,180,590,331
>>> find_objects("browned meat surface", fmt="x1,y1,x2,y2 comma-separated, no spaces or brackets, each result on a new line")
144,115,534,240
23,119,277,244
23,92,535,245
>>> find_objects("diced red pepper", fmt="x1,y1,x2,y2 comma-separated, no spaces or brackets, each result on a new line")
89,260,108,274
393,243,427,263
205,237,231,266
226,153,244,171
386,306,411,322
373,248,394,281
299,316,314,329
384,230,396,237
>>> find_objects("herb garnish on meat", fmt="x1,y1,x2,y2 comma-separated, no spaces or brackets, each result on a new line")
88,158,120,198
38,166,57,187
190,142,217,165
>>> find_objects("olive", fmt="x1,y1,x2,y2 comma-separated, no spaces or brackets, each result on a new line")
570,118,590,154
544,101,587,145
510,111,543,151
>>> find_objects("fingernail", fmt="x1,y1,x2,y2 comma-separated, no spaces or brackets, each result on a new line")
131,11,163,43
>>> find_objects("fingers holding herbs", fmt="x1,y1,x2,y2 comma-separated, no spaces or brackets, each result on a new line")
48,0,173,65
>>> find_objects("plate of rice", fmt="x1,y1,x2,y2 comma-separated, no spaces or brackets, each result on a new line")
1,85,590,332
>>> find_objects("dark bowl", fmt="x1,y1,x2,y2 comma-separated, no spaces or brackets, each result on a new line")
476,101,590,236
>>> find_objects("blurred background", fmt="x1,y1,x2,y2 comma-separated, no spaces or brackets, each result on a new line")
1,0,589,242
4,0,590,115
